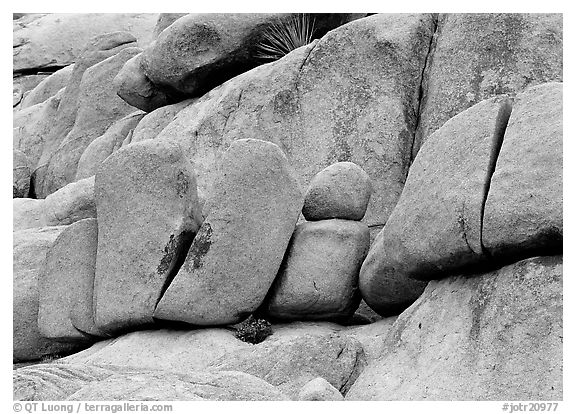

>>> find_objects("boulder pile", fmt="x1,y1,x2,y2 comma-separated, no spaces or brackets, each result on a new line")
13,13,562,401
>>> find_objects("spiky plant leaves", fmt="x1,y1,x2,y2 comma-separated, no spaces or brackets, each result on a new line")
255,14,316,62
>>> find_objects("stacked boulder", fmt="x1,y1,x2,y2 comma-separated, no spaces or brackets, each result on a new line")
262,162,372,322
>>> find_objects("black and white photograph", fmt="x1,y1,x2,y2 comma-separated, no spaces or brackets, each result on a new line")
9,2,570,410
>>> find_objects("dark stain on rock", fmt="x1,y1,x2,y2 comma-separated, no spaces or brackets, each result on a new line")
157,234,179,276
185,222,213,271
176,171,189,198
273,89,299,118
468,275,496,343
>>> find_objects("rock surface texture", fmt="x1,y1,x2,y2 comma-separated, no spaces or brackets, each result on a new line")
94,139,203,334
348,256,563,400
38,218,103,341
155,139,303,325
360,95,511,316
413,13,562,158
13,13,158,72
264,219,369,321
483,83,562,258
13,226,86,362
155,13,436,228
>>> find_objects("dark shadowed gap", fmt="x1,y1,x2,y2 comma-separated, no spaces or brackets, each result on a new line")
153,229,196,310
479,97,514,254
14,65,69,76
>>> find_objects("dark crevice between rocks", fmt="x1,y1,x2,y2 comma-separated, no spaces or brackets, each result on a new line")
479,97,513,256
409,13,439,167
14,65,69,76
153,229,196,311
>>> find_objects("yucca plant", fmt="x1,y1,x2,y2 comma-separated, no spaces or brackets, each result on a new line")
254,13,316,61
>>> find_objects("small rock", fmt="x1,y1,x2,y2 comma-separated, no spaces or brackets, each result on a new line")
20,64,74,109
303,162,372,221
263,219,369,322
298,377,344,401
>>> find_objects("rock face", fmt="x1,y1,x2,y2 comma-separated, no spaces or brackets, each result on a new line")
13,13,158,72
43,47,142,194
413,13,563,158
264,219,369,321
347,256,563,400
14,89,64,174
208,331,366,399
75,111,145,180
298,377,344,401
94,139,203,334
152,13,188,37
61,328,250,372
130,99,194,143
303,162,372,221
14,363,287,401
483,83,562,258
155,139,303,325
33,31,140,198
20,64,74,109
114,53,172,112
38,218,103,341
13,226,86,362
360,95,511,316
156,14,435,228
13,150,31,198
141,13,366,97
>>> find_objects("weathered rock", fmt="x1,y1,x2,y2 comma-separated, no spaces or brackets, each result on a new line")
13,226,85,362
20,64,74,108
68,369,286,401
94,139,203,334
33,31,140,198
43,176,97,227
360,95,511,316
14,363,287,401
413,13,563,158
38,218,103,341
13,13,158,72
264,219,369,321
208,331,366,399
343,317,397,363
154,139,303,325
13,363,114,401
483,83,562,258
130,98,194,143
61,328,250,372
75,111,145,180
298,377,344,401
153,13,188,37
141,13,367,97
13,74,50,109
13,150,31,198
114,53,172,112
43,47,142,194
156,14,435,228
303,162,372,221
347,256,563,400
13,199,45,231
13,89,64,171
13,177,96,232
